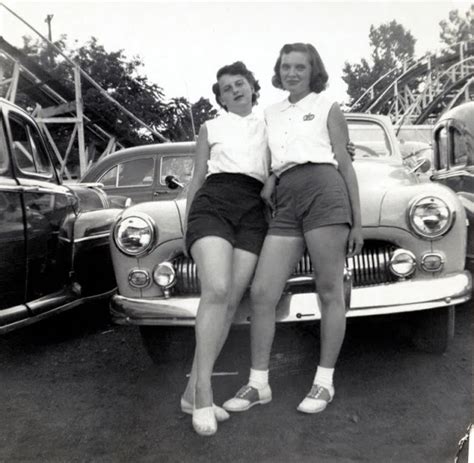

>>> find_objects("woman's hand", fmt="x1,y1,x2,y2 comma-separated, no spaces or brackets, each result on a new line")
346,226,364,257
261,174,277,212
347,140,356,160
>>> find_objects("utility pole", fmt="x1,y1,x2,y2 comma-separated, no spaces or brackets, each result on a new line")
45,14,54,66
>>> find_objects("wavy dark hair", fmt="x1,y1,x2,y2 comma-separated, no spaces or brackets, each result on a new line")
272,43,328,94
212,61,261,110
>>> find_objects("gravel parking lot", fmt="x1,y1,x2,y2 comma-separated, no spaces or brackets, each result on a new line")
0,298,471,463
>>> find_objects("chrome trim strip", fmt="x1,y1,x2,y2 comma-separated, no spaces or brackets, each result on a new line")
0,185,24,192
59,232,110,243
111,272,472,326
0,288,116,335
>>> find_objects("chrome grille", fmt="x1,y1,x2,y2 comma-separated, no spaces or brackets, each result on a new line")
172,240,398,295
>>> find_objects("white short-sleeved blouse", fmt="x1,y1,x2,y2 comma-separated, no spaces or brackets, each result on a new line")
206,111,270,184
264,91,337,176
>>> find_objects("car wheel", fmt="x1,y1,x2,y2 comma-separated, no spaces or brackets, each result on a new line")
139,326,195,365
411,306,455,354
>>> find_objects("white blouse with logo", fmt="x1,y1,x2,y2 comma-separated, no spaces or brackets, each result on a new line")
264,91,337,176
205,111,270,184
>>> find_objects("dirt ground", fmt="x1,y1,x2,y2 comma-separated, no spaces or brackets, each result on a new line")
0,298,472,463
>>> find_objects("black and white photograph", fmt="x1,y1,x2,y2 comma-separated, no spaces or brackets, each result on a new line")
0,1,472,461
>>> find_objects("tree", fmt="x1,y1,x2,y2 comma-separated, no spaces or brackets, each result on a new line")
160,97,218,142
439,4,474,46
12,35,217,170
342,20,416,106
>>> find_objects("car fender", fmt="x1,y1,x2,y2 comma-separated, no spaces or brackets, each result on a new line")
380,182,467,272
110,200,184,297
66,183,110,211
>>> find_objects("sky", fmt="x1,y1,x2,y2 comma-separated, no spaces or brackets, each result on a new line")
1,1,472,113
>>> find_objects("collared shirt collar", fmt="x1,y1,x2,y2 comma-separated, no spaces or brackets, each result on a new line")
280,92,319,112
225,110,258,121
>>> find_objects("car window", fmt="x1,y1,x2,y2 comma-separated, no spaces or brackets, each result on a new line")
160,155,194,185
29,124,54,175
452,128,468,167
99,165,118,187
0,120,8,174
347,121,392,158
435,126,448,170
117,158,154,187
9,115,53,177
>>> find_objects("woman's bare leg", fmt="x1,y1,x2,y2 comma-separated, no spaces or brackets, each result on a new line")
182,248,258,405
297,224,350,414
304,225,349,368
190,237,234,410
250,235,304,371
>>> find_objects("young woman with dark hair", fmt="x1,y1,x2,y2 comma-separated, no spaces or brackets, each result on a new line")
182,61,269,436
224,43,363,415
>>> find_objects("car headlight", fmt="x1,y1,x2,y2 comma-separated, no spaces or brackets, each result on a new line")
113,214,156,256
153,262,176,289
389,249,416,278
408,196,453,239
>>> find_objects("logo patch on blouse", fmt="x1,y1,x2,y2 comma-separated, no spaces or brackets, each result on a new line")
303,113,315,121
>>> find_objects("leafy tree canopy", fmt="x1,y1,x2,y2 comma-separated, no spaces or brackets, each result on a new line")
342,20,416,106
439,4,474,46
16,35,217,155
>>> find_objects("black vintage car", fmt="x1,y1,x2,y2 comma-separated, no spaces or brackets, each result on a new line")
431,102,474,265
0,98,122,333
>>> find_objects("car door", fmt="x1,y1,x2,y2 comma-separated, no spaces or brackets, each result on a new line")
153,154,194,200
6,108,76,315
97,156,155,204
0,108,27,323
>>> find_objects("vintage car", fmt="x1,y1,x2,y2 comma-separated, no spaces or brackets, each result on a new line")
108,113,472,362
80,143,195,204
431,102,474,265
0,98,123,334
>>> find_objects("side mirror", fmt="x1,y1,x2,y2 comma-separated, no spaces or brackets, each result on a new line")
165,175,184,190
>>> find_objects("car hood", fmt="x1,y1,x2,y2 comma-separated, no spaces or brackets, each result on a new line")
354,160,417,226
174,162,418,228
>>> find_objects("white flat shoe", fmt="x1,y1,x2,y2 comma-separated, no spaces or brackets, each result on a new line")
192,406,217,436
180,397,230,422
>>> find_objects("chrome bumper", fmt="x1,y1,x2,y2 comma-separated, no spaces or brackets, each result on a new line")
110,271,472,326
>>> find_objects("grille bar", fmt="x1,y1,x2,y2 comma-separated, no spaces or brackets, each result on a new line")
172,241,397,295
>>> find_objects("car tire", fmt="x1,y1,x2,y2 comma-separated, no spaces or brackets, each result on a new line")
411,306,455,354
139,326,195,365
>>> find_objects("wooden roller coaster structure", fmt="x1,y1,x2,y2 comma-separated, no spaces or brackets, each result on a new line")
350,40,474,127
0,3,168,179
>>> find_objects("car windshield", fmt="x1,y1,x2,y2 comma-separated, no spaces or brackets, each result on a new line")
347,120,393,159
396,125,433,161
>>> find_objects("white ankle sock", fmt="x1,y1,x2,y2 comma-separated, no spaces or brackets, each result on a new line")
314,366,334,390
248,368,269,390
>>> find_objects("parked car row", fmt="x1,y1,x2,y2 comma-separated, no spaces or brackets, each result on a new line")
2,98,472,362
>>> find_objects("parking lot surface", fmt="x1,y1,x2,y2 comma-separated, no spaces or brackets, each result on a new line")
0,300,471,463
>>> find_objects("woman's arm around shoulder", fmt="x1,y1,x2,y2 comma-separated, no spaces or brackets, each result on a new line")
327,103,364,257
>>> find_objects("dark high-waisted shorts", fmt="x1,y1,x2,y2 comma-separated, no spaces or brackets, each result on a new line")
268,163,352,237
186,173,267,255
